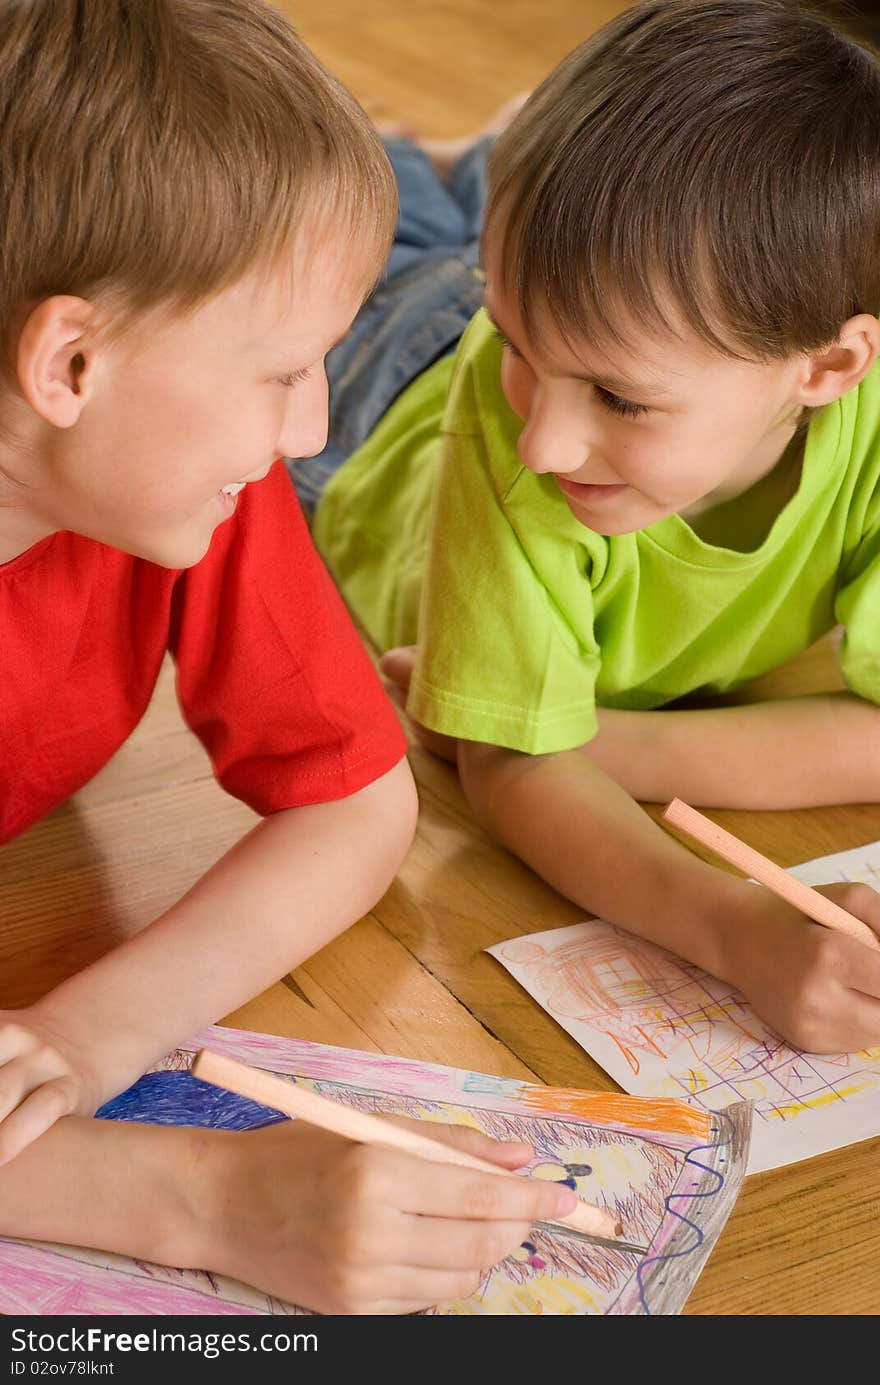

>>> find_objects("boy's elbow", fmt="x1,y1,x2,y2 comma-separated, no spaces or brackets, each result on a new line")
365,755,419,869
456,739,536,834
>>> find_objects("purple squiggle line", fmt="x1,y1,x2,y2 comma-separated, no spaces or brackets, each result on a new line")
635,1124,730,1315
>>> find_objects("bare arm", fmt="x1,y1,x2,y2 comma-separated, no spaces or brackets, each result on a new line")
0,1112,577,1315
0,758,417,1154
457,740,880,1052
0,1115,208,1266
458,741,746,974
585,693,880,808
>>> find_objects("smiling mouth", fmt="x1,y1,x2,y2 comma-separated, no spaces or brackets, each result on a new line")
218,464,274,501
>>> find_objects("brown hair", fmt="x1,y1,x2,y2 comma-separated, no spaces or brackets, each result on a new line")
485,0,880,360
0,0,395,334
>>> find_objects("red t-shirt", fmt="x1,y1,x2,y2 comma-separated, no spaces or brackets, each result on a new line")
0,461,408,843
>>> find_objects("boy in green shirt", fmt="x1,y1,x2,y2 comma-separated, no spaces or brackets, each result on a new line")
297,0,880,1056
0,0,574,1317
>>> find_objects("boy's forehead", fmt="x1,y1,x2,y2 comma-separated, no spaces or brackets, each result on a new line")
240,228,384,346
127,240,375,360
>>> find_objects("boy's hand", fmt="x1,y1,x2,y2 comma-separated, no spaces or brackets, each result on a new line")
201,1117,578,1314
379,645,459,763
0,1010,98,1164
725,882,880,1053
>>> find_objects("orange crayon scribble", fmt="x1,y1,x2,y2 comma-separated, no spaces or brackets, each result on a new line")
633,1024,668,1057
518,1083,711,1140
609,1032,643,1075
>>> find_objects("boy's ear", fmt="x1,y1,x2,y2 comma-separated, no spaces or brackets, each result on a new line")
795,313,880,408
16,296,99,428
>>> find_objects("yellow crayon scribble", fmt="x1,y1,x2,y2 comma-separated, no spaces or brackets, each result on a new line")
684,1070,710,1096
765,1081,876,1119
441,1269,604,1316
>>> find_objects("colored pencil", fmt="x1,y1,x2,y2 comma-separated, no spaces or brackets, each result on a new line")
663,797,880,951
191,1048,628,1243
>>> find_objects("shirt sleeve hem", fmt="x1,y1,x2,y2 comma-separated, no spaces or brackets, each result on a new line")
407,679,598,755
223,735,409,816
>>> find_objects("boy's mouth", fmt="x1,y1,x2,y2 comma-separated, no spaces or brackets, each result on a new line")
217,480,248,516
555,477,628,503
216,464,274,514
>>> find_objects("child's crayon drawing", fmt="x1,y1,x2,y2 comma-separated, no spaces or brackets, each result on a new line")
0,1024,750,1316
488,840,880,1175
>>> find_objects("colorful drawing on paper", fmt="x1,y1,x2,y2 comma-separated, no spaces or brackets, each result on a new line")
488,839,880,1175
0,1024,750,1316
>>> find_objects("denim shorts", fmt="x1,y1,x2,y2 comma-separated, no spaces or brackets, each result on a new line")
286,136,491,516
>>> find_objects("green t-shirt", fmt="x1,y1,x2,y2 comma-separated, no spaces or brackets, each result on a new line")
314,309,880,754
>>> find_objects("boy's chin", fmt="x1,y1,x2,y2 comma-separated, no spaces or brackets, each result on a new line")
120,527,216,570
581,519,643,537
562,495,669,538
566,508,649,538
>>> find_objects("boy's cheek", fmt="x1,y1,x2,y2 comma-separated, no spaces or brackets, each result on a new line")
501,357,530,420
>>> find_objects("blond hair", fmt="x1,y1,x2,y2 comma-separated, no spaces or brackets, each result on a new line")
0,0,395,333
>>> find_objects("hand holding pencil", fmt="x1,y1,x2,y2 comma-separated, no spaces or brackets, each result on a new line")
193,1049,628,1240
189,1049,633,1314
662,799,880,1054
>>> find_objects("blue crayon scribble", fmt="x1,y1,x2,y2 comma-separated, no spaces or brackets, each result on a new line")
96,1070,288,1132
635,1123,730,1315
462,1071,524,1096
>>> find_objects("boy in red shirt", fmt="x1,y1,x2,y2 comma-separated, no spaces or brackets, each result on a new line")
0,0,571,1314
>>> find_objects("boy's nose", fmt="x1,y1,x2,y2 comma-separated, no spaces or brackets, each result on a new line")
284,416,330,460
278,371,330,459
517,413,587,477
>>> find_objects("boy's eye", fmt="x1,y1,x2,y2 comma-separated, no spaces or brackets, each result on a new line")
278,367,313,387
493,327,648,417
594,385,648,419
492,327,523,359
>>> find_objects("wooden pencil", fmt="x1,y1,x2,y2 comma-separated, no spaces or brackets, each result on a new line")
191,1048,624,1241
662,797,880,951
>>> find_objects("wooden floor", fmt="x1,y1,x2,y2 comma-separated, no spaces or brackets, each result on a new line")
3,0,880,1318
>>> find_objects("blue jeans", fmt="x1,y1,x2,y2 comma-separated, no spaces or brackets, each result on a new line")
286,136,491,516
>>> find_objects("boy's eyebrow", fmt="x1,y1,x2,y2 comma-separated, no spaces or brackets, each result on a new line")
483,303,677,400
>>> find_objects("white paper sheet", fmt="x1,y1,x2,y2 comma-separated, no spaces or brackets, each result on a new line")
488,839,880,1173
